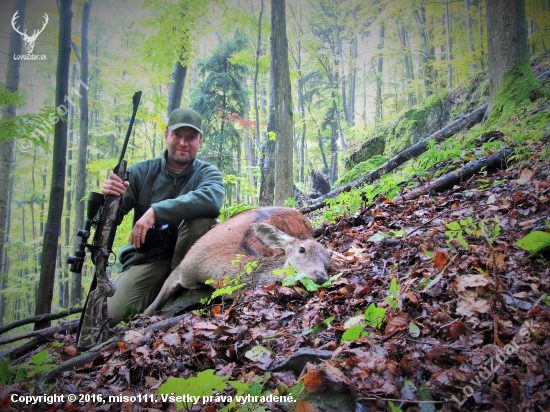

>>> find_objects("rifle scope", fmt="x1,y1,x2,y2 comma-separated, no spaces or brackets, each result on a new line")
67,191,105,273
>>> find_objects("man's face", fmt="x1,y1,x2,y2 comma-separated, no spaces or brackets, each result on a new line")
164,126,203,169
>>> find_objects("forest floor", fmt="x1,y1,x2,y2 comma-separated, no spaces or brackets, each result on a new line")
2,87,550,412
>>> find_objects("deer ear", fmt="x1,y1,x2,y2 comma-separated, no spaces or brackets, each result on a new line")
251,223,294,249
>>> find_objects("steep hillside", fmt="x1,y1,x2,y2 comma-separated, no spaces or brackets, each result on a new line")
1,60,550,412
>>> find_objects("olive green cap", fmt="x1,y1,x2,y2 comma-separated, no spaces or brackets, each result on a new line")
167,107,203,135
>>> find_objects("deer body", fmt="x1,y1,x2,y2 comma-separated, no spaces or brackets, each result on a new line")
144,207,332,314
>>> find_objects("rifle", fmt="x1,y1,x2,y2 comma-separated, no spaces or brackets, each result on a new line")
69,91,142,351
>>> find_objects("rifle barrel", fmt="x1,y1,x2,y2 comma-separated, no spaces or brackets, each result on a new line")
117,91,142,170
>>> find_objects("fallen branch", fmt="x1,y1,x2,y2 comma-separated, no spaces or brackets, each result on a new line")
0,307,82,336
0,319,79,361
299,105,488,214
38,311,196,385
394,148,512,202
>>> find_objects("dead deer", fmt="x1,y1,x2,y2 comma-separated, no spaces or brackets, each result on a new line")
145,207,332,314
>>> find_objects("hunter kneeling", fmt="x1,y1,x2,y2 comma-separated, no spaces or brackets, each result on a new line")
102,108,224,326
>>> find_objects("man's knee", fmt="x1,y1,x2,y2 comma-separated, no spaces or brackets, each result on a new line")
172,217,217,270
178,217,217,239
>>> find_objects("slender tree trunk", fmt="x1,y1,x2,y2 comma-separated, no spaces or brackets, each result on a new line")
0,0,26,323
254,0,264,152
166,58,187,116
414,7,433,97
465,0,478,74
445,0,453,89
294,38,307,185
375,20,385,126
398,23,414,107
478,2,485,70
72,0,91,306
63,63,77,309
348,8,358,128
35,0,73,330
270,0,293,206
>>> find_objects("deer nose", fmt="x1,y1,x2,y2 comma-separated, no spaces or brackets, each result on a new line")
315,271,328,284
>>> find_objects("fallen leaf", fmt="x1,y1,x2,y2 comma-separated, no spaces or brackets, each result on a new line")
434,250,448,270
296,400,319,412
517,168,533,184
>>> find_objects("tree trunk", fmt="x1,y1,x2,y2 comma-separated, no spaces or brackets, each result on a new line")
414,7,433,97
478,2,485,70
35,0,73,330
375,20,385,126
465,0,478,74
445,0,453,89
63,63,77,309
253,0,264,152
270,0,293,207
0,0,25,323
329,122,338,184
486,0,536,119
398,22,414,107
348,8,358,128
395,149,511,202
72,0,91,306
166,58,187,116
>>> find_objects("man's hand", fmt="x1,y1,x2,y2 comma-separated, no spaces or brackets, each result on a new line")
131,207,156,249
102,173,129,197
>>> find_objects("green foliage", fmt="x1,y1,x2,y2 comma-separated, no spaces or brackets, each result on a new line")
0,84,52,149
364,303,386,329
142,0,209,73
445,217,502,251
191,30,249,174
341,324,369,343
1,348,60,388
202,255,250,305
19,348,58,378
277,264,342,292
408,321,421,338
388,401,404,412
335,155,389,187
156,369,228,411
418,382,436,412
122,304,138,323
322,188,364,223
0,358,25,385
516,225,550,258
385,278,401,312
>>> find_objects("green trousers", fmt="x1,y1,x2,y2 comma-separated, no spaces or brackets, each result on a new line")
107,217,216,326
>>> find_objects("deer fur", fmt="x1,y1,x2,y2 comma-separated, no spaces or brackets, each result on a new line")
144,207,332,314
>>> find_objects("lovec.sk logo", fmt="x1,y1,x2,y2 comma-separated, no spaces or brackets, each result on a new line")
11,10,48,60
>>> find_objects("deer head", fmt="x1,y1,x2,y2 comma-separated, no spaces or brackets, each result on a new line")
11,11,49,54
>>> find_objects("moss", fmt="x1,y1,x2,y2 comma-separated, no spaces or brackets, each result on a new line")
344,129,386,168
335,155,389,187
384,93,450,157
487,61,540,126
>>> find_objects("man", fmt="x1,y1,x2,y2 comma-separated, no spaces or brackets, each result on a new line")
102,107,224,325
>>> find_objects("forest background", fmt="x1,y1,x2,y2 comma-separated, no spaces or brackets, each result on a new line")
0,0,548,330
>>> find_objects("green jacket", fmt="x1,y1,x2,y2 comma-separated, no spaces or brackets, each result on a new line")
118,151,224,269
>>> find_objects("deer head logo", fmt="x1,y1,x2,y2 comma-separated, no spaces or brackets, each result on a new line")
11,11,49,54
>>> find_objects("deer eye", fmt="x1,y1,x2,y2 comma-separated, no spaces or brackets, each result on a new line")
299,247,306,254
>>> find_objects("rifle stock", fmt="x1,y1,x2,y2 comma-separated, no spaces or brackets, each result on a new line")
74,92,141,351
